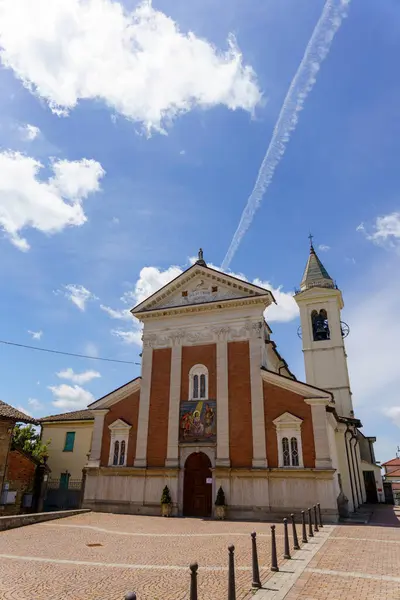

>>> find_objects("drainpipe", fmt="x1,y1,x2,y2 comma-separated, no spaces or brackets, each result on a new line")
350,433,364,505
347,428,360,508
344,427,356,511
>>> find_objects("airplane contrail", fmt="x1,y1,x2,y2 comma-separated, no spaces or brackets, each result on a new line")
221,0,351,270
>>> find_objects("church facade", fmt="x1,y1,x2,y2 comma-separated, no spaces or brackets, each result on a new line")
83,246,369,521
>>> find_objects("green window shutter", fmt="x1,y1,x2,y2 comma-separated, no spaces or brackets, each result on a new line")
63,431,75,452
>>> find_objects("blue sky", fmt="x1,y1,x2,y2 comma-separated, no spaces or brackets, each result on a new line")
0,0,399,463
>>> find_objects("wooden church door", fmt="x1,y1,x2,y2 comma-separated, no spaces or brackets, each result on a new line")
183,452,212,517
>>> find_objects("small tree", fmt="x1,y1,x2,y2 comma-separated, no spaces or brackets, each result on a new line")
215,486,226,506
12,424,50,463
161,485,172,505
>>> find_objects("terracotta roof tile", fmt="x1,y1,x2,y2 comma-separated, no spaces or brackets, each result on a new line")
0,400,38,424
40,409,94,423
382,457,400,467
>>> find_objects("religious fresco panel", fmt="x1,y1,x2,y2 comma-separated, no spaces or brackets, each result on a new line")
179,400,216,442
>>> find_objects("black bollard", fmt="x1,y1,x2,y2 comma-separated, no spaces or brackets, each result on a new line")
290,514,300,550
301,510,308,544
283,518,291,559
125,594,137,600
307,508,314,538
251,532,261,588
270,525,279,572
190,562,198,600
313,505,319,533
317,503,323,528
228,545,236,600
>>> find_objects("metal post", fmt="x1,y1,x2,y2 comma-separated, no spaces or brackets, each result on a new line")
125,593,137,600
290,514,300,550
251,532,261,588
190,562,198,600
228,545,236,600
307,508,314,538
313,505,319,532
270,525,279,572
317,503,323,528
301,510,308,544
283,518,291,559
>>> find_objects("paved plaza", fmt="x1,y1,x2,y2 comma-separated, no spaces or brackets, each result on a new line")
0,505,398,599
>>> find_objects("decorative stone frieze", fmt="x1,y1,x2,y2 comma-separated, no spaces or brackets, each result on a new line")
142,321,263,349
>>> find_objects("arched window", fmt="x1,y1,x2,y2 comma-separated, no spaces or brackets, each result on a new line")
189,365,209,400
193,375,199,399
108,419,131,467
200,374,206,398
311,308,330,341
113,440,119,466
273,412,304,468
119,440,126,466
290,437,299,466
282,437,290,466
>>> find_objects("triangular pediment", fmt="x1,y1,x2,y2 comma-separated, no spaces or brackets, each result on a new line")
131,264,274,316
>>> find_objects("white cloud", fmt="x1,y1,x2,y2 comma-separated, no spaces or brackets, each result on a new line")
48,383,94,409
318,244,330,252
57,367,101,385
383,406,400,428
19,123,40,141
56,284,98,311
0,0,261,134
28,329,43,340
16,405,32,417
28,398,43,411
0,151,104,250
84,342,99,357
358,212,400,249
112,328,143,345
100,305,131,320
179,150,186,155
111,216,119,225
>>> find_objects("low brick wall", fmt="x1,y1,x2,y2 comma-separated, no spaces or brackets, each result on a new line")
0,508,90,531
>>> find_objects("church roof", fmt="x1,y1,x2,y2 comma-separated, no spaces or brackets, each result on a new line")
300,244,335,292
131,250,275,317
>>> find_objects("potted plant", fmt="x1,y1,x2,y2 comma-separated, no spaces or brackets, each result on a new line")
215,486,227,520
161,485,172,517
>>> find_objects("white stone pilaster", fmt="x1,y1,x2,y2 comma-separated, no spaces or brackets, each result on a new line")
249,336,267,468
134,344,153,467
305,398,332,469
87,409,108,467
216,335,230,467
165,343,182,468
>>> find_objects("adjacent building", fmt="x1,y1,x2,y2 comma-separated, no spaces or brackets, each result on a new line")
82,245,378,520
382,457,400,505
40,409,94,481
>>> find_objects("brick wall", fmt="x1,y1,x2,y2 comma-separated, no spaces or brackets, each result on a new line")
180,344,216,400
147,348,172,467
100,390,140,467
0,420,13,484
228,341,253,467
3,448,36,515
263,381,315,468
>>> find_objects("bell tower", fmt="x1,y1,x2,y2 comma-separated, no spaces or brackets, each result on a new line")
295,239,353,418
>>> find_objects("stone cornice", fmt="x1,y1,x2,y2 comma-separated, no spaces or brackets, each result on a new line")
89,379,141,410
261,368,332,401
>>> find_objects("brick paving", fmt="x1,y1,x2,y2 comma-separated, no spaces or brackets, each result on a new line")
279,505,400,600
0,513,288,600
0,506,399,600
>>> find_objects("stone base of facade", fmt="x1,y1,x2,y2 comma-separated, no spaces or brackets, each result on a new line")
83,466,339,522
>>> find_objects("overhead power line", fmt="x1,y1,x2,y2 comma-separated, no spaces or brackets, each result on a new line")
0,339,140,365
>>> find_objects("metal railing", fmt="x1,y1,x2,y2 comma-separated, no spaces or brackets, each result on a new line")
123,503,325,599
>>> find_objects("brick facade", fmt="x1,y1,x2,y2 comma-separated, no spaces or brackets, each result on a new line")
180,344,216,400
0,420,13,485
5,449,37,514
263,380,316,468
228,341,253,467
100,390,140,467
147,348,172,467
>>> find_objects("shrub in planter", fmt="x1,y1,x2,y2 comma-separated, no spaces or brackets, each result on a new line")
161,485,172,517
215,486,227,520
